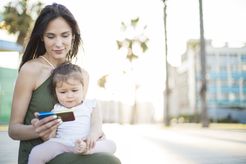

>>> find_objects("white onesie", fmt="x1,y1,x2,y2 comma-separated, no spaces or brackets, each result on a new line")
49,99,96,146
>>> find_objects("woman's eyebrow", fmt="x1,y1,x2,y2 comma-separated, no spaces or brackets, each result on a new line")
44,31,72,35
61,31,72,34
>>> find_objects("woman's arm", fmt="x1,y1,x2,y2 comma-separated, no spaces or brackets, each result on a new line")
86,106,103,150
81,69,103,149
81,68,89,99
8,63,60,141
86,139,116,154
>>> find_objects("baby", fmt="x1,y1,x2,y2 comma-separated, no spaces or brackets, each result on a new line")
28,63,116,164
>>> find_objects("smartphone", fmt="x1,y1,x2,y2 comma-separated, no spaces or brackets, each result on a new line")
37,112,55,119
37,110,75,122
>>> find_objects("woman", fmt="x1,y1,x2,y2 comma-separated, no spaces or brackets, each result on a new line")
8,3,120,164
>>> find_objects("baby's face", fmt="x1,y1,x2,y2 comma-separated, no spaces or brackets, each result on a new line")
55,78,84,108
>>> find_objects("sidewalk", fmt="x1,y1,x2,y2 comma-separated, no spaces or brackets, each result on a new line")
1,123,246,164
104,124,246,164
0,129,19,164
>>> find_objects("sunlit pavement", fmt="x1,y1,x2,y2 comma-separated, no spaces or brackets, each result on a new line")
103,124,246,164
0,130,19,164
1,124,246,164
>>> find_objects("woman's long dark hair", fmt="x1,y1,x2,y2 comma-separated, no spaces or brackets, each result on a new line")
19,3,81,70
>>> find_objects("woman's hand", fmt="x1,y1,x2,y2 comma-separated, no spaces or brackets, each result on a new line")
85,133,98,150
31,113,62,141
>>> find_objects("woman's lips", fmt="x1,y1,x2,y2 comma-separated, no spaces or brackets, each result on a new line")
53,49,64,54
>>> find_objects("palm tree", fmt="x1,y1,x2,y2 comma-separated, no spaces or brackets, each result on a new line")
117,17,148,124
198,0,209,127
98,17,149,124
116,18,148,62
162,0,170,126
0,0,43,47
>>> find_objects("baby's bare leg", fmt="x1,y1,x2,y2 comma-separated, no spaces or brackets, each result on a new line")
28,141,72,164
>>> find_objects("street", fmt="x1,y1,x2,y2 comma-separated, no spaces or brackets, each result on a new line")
1,124,246,164
105,124,246,164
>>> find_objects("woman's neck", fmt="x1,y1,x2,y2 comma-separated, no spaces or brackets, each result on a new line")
40,56,56,69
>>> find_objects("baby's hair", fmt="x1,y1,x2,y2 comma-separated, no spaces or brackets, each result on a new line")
50,62,84,99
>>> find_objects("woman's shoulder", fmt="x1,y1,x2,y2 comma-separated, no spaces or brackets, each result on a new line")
19,58,51,89
19,58,43,76
13,59,42,93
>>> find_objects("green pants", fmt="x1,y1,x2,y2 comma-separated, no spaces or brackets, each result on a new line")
48,152,121,164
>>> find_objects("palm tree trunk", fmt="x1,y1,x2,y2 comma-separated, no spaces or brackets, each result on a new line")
17,31,26,46
162,0,170,126
199,0,209,127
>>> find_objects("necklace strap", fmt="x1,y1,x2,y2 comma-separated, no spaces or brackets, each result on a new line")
40,56,55,69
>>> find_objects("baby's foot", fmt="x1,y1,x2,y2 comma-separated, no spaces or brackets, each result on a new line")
74,139,87,154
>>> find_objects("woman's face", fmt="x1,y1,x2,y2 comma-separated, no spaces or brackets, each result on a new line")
43,17,73,60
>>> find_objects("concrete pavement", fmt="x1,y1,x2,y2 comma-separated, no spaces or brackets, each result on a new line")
104,124,246,164
1,124,246,164
0,130,19,164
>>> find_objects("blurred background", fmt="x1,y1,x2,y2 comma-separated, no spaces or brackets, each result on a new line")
0,0,246,126
1,1,246,164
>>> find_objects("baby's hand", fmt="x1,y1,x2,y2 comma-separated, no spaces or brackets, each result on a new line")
74,139,87,154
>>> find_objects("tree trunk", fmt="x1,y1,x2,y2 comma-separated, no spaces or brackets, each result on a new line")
17,31,26,47
199,0,209,127
130,84,138,124
162,0,170,126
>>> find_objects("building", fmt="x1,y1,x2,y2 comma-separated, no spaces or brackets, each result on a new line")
170,40,246,123
0,39,22,124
